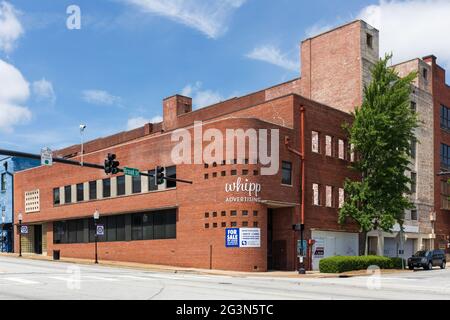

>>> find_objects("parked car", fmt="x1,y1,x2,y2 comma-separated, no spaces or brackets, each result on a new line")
407,250,446,270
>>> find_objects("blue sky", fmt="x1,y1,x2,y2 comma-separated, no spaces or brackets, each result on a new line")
1,0,450,153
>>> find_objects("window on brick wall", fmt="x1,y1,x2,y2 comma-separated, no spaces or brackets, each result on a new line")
440,180,450,210
313,183,321,206
89,181,97,200
411,138,417,160
411,208,418,221
281,161,292,185
132,175,141,194
441,105,450,131
325,186,333,207
312,131,320,153
64,185,72,204
338,188,345,208
325,135,333,157
338,139,345,160
76,183,84,202
103,178,111,198
366,33,373,48
117,175,125,196
410,172,417,194
441,143,450,169
53,188,60,205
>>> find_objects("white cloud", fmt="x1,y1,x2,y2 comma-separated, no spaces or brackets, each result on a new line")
0,1,24,54
0,59,31,133
127,115,163,130
82,89,122,106
182,81,223,109
32,78,56,104
358,0,450,68
123,0,246,38
246,45,299,72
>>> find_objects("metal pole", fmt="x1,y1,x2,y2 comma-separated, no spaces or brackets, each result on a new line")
18,221,22,257
94,222,98,264
1,223,3,253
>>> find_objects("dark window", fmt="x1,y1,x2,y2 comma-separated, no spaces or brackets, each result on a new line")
411,139,416,159
282,161,292,185
153,212,165,239
103,178,111,198
213,223,218,228
205,212,209,218
212,212,217,217
221,171,226,177
76,183,84,202
231,222,237,227
221,222,226,227
53,221,67,244
68,220,77,243
116,215,125,241
166,166,176,188
441,105,450,131
107,216,117,242
253,210,258,216
411,172,417,194
242,210,248,216
204,174,209,179
143,213,153,240
64,185,72,204
165,211,176,238
423,68,428,80
205,223,209,228
132,175,141,194
231,170,237,176
242,169,248,175
411,101,417,112
204,163,209,169
117,175,125,196
148,169,157,191
442,143,450,169
212,172,217,178
366,33,373,48
242,221,248,227
132,213,143,240
213,162,217,167
230,210,237,216
1,173,6,192
253,170,259,176
253,221,258,227
89,181,97,200
76,219,85,243
221,211,226,216
53,188,60,205
411,209,418,221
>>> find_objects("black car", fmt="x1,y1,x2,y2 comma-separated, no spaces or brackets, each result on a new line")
408,250,446,270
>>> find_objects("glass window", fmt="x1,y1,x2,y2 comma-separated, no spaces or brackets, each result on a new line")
411,139,416,160
338,139,345,160
116,215,125,241
148,169,157,191
76,183,84,202
117,175,125,196
53,188,60,205
76,219,85,243
230,210,237,216
411,172,417,194
68,220,77,243
441,105,450,130
103,178,111,198
64,185,72,204
281,161,292,185
1,173,6,192
132,175,141,194
166,166,176,189
313,183,320,206
325,135,333,157
325,186,333,207
165,211,176,239
143,213,154,240
153,212,165,239
311,131,319,153
89,181,97,200
231,170,237,176
131,213,143,240
107,216,117,242
338,188,345,208
411,209,418,221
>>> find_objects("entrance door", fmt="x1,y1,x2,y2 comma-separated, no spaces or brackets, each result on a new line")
272,240,287,270
34,225,42,254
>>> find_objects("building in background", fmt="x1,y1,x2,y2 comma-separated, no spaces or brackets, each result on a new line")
0,156,40,252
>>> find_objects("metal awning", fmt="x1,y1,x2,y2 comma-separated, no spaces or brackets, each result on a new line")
259,200,298,208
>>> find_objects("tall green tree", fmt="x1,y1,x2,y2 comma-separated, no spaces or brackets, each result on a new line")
339,54,419,255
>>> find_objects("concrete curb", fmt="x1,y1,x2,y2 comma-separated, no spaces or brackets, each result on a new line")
0,253,411,278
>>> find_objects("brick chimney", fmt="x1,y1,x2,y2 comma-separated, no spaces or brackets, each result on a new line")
162,95,192,131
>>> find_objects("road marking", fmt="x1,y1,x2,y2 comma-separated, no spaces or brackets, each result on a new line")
83,275,119,282
116,275,158,281
4,277,39,285
48,276,73,282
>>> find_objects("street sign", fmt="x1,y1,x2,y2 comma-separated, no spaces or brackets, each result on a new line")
20,225,28,234
123,167,140,177
96,224,104,236
41,147,53,166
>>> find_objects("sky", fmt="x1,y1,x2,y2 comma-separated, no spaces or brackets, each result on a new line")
1,0,450,153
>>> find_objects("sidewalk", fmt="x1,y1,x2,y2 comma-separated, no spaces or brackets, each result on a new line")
0,252,410,278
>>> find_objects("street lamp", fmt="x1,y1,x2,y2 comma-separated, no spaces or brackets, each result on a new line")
80,124,87,166
93,209,99,264
18,212,23,257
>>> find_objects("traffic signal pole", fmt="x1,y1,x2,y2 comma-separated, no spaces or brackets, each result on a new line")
0,149,192,184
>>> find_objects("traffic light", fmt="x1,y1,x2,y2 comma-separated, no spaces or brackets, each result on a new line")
104,153,120,175
155,166,165,185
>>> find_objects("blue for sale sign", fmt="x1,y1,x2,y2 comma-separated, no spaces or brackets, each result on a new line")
225,228,239,247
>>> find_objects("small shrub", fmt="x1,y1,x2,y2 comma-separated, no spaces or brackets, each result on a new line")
319,255,406,273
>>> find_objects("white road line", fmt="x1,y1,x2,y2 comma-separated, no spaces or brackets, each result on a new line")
48,276,72,282
116,275,158,281
3,277,39,285
83,275,119,282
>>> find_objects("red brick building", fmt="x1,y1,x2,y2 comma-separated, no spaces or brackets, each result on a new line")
13,20,450,271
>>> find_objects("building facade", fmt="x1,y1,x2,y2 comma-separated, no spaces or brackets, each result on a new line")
12,20,450,271
0,156,40,252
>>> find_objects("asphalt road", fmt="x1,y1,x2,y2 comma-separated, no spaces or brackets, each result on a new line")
0,256,449,300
